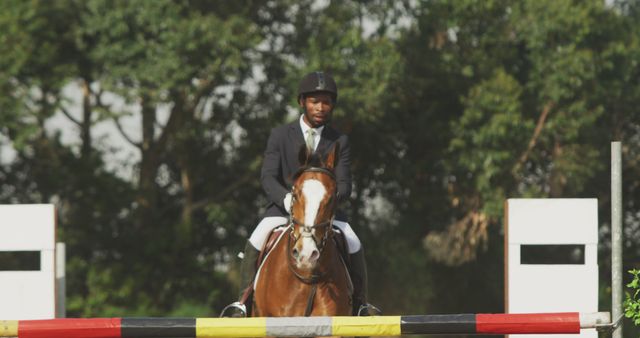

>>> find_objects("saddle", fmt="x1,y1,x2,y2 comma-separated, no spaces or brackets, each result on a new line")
256,225,288,267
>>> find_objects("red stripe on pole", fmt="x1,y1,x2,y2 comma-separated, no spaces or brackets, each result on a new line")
19,318,122,338
476,312,580,334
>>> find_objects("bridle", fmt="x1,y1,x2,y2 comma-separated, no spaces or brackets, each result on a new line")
287,166,337,284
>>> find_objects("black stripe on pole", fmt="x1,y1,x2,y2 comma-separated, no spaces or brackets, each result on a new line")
400,314,476,334
121,318,196,337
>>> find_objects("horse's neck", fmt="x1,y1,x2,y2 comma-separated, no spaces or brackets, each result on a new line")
317,237,339,273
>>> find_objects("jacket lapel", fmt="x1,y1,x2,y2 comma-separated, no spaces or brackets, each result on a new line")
288,120,305,154
316,126,336,155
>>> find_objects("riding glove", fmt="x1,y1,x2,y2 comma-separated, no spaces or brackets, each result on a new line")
283,192,292,214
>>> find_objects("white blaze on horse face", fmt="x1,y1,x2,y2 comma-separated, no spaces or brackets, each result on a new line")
302,179,326,227
296,179,326,267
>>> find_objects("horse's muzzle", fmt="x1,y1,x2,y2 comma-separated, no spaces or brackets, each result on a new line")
294,236,320,269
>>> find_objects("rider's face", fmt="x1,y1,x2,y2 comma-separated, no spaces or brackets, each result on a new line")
300,92,334,128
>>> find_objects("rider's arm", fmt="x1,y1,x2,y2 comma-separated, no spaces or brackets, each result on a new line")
260,127,290,209
334,134,352,203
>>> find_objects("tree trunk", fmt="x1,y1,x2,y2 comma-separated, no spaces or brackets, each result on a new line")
80,79,93,160
549,140,566,198
136,95,159,229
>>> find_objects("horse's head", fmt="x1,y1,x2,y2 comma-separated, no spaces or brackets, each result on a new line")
288,143,340,271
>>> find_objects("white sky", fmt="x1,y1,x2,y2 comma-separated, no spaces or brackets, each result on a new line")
46,82,146,180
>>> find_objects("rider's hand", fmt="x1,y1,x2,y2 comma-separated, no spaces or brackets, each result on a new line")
283,193,292,214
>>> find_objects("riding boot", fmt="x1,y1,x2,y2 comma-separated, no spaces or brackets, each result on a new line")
221,241,260,317
239,240,261,299
349,248,382,316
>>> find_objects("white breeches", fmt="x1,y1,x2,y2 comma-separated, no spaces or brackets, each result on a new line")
248,216,362,254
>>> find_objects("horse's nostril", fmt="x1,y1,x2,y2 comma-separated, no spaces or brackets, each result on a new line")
309,249,319,262
292,248,299,259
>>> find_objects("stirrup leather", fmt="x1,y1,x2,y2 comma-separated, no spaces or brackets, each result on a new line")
357,303,382,316
220,301,247,317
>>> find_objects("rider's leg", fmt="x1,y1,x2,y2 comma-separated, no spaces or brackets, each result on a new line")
239,216,288,297
332,220,380,315
222,217,288,316
349,248,370,313
238,240,260,298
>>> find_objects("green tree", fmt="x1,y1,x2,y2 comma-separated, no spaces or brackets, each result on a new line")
1,2,639,334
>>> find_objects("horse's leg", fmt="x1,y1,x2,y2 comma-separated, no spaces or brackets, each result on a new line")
309,281,351,316
307,264,352,338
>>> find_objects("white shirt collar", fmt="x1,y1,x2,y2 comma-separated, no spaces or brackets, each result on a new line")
299,114,324,136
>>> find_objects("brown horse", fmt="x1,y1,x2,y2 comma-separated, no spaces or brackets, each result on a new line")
252,143,352,318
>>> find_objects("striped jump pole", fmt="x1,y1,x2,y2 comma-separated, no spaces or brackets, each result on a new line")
0,312,609,337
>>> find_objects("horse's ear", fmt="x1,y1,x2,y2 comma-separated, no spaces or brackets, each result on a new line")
298,143,310,166
325,142,340,170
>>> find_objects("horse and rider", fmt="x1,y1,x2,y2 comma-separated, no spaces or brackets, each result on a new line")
223,71,380,318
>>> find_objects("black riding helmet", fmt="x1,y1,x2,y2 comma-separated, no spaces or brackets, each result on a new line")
297,71,338,103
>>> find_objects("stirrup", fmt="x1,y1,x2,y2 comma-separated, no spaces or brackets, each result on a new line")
357,303,382,316
220,301,247,317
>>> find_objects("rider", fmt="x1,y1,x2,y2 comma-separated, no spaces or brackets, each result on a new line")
235,71,378,316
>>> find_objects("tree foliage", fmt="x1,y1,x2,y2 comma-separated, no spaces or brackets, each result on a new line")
1,1,639,334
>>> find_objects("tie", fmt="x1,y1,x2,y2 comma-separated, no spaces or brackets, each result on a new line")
305,129,317,152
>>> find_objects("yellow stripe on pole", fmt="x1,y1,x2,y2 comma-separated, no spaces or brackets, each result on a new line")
0,320,18,336
197,317,266,337
332,316,401,336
